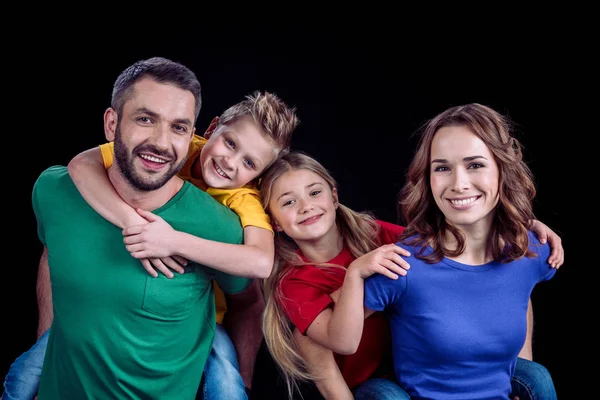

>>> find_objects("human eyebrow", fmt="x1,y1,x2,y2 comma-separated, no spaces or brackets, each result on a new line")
431,155,488,164
134,107,193,128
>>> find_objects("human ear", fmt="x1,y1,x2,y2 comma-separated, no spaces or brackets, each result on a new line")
271,218,284,232
104,108,118,141
203,117,220,139
332,187,339,209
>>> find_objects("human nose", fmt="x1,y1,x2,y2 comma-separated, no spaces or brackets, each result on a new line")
298,197,313,213
153,125,170,150
221,155,236,171
451,168,471,192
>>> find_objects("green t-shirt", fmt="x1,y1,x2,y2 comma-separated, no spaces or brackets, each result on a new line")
33,166,250,400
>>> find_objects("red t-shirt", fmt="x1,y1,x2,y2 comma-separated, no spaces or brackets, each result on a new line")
277,220,405,389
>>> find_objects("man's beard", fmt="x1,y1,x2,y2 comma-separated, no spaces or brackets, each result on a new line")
113,125,187,191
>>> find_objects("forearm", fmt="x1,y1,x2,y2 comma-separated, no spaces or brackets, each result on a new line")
171,231,273,278
36,247,52,339
326,270,366,354
518,298,534,360
293,329,353,400
224,281,265,388
68,148,142,228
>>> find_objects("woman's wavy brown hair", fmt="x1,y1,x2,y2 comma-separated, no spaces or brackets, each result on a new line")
398,103,536,263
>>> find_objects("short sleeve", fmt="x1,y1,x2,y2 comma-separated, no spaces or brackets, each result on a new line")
528,231,557,283
99,142,114,169
364,273,407,312
213,271,253,295
279,270,335,334
207,187,273,233
32,172,47,245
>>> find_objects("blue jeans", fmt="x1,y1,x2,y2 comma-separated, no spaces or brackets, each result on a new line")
511,357,558,400
1,330,49,400
197,323,247,400
353,378,410,400
2,325,247,400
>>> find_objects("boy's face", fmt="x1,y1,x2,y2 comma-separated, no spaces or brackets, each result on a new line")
200,115,278,189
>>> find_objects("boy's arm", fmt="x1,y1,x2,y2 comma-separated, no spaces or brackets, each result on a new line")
68,147,184,277
293,329,353,400
36,247,52,339
124,213,275,279
67,147,145,228
223,280,265,389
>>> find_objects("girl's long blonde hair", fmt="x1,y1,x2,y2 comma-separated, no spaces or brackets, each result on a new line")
259,152,384,399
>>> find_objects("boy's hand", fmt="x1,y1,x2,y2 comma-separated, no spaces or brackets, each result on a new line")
123,209,185,277
529,219,564,268
347,244,410,280
140,256,188,278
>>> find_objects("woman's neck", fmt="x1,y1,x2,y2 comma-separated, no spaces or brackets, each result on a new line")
296,225,344,263
444,221,493,265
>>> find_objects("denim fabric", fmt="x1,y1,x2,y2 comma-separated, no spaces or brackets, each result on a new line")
511,357,558,400
2,330,49,400
197,324,247,400
353,378,410,400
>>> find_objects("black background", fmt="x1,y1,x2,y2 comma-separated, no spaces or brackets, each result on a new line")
3,23,588,398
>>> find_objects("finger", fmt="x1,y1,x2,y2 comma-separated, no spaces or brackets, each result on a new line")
136,208,158,222
538,230,548,244
150,258,174,278
125,243,145,254
122,225,144,236
161,256,185,274
547,240,563,268
140,259,158,278
375,264,399,280
172,255,188,266
388,252,410,271
382,259,408,277
392,244,411,257
123,235,143,245
551,249,564,269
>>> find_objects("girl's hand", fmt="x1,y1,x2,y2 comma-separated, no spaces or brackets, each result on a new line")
347,243,411,280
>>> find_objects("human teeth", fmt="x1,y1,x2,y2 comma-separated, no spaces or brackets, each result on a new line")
450,197,477,205
140,154,166,163
214,163,229,178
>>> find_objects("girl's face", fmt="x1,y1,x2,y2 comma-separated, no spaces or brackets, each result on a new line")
429,125,500,231
267,169,339,245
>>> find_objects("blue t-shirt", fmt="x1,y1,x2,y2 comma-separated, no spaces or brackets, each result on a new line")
364,232,556,400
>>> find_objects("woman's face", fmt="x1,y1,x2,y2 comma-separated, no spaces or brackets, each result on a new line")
267,168,339,244
429,125,500,230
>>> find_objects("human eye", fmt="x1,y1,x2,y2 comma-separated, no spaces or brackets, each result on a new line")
173,124,189,134
244,159,256,169
224,137,235,149
433,165,449,172
310,189,322,196
137,116,153,124
281,198,295,207
468,163,485,170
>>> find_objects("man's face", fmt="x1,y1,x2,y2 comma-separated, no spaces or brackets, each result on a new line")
112,78,196,191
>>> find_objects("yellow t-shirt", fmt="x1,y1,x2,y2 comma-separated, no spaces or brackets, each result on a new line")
99,135,272,323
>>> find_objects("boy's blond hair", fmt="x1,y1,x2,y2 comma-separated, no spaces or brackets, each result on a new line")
217,91,299,159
